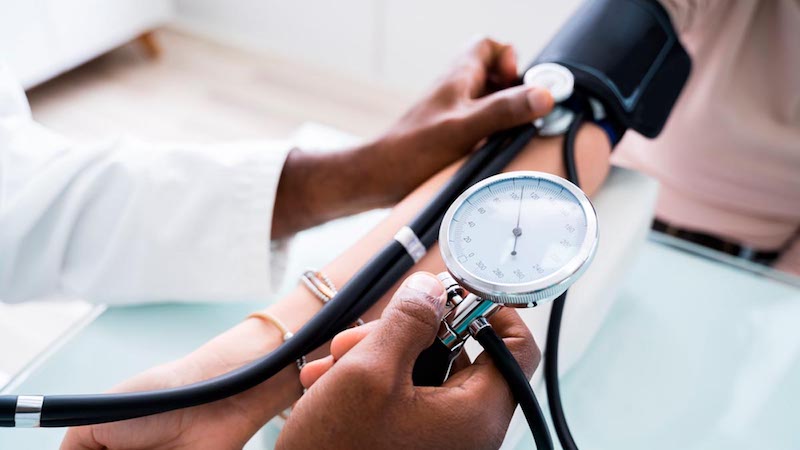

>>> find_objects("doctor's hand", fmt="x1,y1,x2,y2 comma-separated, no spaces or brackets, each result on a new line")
372,37,554,200
273,37,554,238
276,272,540,450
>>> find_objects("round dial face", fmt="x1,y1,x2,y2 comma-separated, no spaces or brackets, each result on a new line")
441,172,596,302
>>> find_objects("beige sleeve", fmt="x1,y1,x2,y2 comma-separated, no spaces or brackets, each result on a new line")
658,0,724,33
773,232,800,277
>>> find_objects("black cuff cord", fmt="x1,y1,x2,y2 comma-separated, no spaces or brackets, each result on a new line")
544,110,586,450
474,324,554,450
473,111,585,450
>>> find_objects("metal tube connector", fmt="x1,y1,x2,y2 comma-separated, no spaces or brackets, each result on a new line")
15,395,43,428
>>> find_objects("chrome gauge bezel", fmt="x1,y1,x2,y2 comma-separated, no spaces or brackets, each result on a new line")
439,171,598,307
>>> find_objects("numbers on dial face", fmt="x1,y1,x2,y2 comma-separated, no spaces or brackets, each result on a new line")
448,176,587,285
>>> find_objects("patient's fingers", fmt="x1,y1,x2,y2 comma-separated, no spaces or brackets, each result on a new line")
330,321,378,361
61,427,103,450
300,355,334,389
302,322,379,388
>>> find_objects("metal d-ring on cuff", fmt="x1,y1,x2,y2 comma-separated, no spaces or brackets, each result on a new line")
15,395,44,428
394,226,426,263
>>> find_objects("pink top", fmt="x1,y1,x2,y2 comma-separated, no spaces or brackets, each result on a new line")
612,0,800,275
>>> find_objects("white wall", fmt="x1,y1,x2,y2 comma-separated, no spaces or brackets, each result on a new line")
174,0,583,94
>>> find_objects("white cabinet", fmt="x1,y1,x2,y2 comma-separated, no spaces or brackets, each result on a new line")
0,0,173,89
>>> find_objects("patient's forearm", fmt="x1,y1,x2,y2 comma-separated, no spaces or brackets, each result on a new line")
352,124,610,321
178,124,611,432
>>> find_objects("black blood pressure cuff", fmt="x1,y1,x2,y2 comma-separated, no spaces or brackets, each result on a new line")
529,0,692,142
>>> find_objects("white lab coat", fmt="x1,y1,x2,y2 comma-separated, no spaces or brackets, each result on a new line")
0,65,291,305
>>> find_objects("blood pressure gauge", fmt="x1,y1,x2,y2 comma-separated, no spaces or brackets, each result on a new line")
440,171,597,308
413,172,597,385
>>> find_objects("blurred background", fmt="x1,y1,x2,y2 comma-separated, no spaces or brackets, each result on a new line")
2,3,799,450
0,0,582,392
2,0,581,94
0,0,586,145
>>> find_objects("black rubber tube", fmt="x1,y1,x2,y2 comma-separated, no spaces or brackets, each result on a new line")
411,338,456,386
414,124,539,252
333,124,539,336
543,113,585,450
544,291,577,450
0,396,15,427
475,325,554,450
407,128,518,238
320,251,416,350
0,125,539,428
19,129,527,425
33,241,407,427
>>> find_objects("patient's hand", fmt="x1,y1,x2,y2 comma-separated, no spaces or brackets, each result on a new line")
277,272,539,449
273,37,554,238
60,319,303,450
59,360,274,450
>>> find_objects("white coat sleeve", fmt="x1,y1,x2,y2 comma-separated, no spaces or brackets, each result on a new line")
0,71,292,305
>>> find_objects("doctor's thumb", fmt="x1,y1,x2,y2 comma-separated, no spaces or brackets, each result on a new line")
369,272,446,369
467,86,554,137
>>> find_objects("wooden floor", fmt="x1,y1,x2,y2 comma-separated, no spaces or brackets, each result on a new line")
1,27,410,385
28,28,409,141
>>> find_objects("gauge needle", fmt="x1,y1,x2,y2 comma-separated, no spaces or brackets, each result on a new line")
511,186,524,256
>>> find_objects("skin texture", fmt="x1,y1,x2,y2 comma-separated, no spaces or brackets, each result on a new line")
270,38,554,239
277,272,539,450
61,38,612,450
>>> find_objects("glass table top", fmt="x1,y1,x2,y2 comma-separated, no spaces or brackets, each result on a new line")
1,233,798,449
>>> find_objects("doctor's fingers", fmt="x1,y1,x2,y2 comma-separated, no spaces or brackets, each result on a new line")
465,85,554,139
453,37,519,96
300,322,379,389
443,307,539,408
302,270,446,388
474,307,540,378
353,272,447,376
425,311,536,436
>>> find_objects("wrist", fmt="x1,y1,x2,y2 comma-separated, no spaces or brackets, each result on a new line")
273,144,394,237
244,291,332,397
347,138,406,205
174,313,304,421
